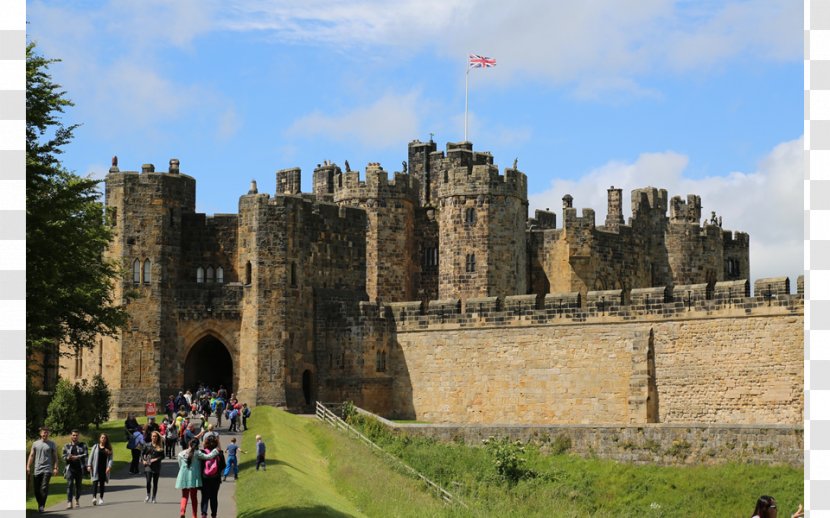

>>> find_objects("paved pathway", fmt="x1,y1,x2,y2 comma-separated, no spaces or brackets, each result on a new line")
43,416,242,518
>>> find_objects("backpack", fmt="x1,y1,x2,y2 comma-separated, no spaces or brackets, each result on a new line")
203,450,219,477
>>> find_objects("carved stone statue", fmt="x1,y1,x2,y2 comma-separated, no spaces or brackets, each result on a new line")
112,155,118,167
402,161,407,173
513,158,518,169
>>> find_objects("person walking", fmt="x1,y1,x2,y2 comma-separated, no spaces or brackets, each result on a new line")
222,437,246,481
142,431,165,503
26,427,58,513
241,403,251,431
255,434,266,471
165,420,178,458
176,438,220,518
62,429,89,509
228,406,239,432
200,435,225,518
128,425,145,474
87,433,112,506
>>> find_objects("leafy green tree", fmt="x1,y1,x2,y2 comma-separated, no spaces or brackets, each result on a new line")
26,42,129,360
89,374,112,429
44,378,79,434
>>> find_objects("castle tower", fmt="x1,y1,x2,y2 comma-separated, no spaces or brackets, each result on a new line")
408,139,437,206
276,167,301,195
334,162,418,302
104,160,196,413
435,142,528,300
604,186,624,232
666,194,721,287
313,163,340,202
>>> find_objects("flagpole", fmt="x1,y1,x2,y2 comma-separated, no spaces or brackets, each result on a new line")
464,60,469,142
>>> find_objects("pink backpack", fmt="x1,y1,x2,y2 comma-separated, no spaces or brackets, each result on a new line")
203,449,218,477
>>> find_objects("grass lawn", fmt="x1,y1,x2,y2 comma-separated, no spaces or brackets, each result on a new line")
236,406,462,518
25,418,141,511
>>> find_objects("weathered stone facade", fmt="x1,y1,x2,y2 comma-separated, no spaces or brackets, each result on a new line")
61,141,800,439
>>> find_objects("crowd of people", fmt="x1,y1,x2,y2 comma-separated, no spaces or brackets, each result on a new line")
26,384,263,517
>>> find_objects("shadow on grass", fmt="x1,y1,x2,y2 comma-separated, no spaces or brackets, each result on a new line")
239,505,359,518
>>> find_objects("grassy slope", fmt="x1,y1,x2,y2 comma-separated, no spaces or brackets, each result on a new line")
236,407,460,518
25,419,135,511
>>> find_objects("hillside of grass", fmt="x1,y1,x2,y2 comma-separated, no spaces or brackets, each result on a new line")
345,412,804,518
236,406,464,518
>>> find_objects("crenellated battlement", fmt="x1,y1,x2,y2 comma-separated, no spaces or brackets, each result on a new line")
630,187,668,219
381,275,803,332
563,207,596,231
332,163,419,203
669,194,702,224
436,163,528,199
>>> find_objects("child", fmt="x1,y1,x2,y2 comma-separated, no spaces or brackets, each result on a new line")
222,437,246,481
241,403,251,431
255,435,266,471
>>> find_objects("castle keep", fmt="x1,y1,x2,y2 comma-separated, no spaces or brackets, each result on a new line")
66,140,801,435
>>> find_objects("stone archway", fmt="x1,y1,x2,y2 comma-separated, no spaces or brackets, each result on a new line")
184,334,233,393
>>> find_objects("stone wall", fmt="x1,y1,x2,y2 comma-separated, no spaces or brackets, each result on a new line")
389,421,803,466
387,296,803,426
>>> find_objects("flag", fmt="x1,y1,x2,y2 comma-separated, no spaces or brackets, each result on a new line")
468,54,496,69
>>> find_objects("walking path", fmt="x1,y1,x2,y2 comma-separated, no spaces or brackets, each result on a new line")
43,416,242,518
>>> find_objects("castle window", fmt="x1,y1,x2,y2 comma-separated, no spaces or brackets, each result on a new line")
381,351,387,371
245,261,252,285
376,351,382,372
74,346,82,379
465,253,476,273
422,247,438,270
206,266,215,283
196,267,204,283
143,259,152,284
216,267,224,284
465,207,476,225
169,208,174,227
133,259,141,284
291,262,297,287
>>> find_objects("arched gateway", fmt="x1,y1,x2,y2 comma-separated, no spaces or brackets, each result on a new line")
184,335,234,393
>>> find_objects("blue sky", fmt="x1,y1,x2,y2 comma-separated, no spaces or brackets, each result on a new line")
26,0,803,284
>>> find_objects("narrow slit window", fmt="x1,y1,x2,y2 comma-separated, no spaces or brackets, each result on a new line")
216,267,224,284
196,267,204,284
133,259,141,284
206,266,215,283
143,259,151,284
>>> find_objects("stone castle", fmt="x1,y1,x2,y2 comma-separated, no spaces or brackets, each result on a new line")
62,140,802,434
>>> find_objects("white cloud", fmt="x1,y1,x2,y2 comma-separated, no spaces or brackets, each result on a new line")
219,0,801,94
286,91,422,148
528,137,804,285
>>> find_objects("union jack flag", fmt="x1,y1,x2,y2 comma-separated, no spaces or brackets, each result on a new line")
469,54,496,69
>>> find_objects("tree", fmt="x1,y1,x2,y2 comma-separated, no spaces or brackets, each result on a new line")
26,42,129,361
44,378,79,434
89,375,112,429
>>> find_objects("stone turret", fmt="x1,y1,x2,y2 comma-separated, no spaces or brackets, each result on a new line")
104,160,196,412
276,167,301,195
333,163,419,302
434,142,527,300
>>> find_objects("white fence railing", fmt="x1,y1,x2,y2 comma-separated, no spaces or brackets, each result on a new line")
315,401,465,508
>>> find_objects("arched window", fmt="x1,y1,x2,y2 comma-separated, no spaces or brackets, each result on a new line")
216,267,224,284
196,267,204,283
245,261,252,285
143,259,151,284
132,259,141,284
206,266,215,283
